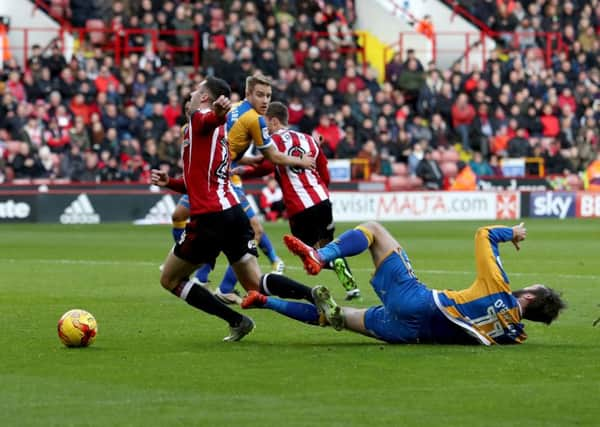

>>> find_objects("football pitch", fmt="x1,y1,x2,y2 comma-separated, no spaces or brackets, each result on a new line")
1,219,599,426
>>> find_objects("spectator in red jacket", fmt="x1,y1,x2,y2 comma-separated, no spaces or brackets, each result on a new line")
313,114,343,158
451,93,476,150
338,67,365,94
6,71,26,102
163,93,182,128
95,66,120,94
541,104,560,137
44,118,71,153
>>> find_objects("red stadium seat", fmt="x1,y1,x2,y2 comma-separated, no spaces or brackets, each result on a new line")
370,173,388,182
430,149,442,162
440,161,458,178
86,19,106,45
392,162,409,177
441,149,460,163
407,175,424,190
388,176,409,190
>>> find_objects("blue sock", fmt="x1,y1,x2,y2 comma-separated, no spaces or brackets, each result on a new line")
259,233,278,263
172,227,184,243
319,229,370,263
194,264,212,283
264,297,320,325
218,265,238,293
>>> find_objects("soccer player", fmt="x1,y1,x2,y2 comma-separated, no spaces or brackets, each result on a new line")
235,101,361,300
152,76,258,342
154,77,324,339
214,74,316,303
245,222,566,345
170,94,211,285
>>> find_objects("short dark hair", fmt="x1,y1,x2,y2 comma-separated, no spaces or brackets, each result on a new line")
182,93,191,118
204,76,231,101
265,101,288,125
514,286,566,325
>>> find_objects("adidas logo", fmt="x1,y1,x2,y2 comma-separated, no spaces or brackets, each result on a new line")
133,195,176,225
60,194,101,224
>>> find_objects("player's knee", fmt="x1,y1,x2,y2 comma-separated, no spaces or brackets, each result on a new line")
172,210,187,223
361,221,382,238
159,272,176,291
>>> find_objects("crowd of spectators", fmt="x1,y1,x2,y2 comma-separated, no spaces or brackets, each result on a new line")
0,0,599,188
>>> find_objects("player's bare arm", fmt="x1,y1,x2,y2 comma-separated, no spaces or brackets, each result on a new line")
263,145,316,169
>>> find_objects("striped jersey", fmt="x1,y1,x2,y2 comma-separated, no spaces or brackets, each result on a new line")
433,226,527,345
168,109,238,215
270,128,330,217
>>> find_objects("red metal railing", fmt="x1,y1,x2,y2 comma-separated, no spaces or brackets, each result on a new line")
9,26,201,70
387,30,563,74
295,30,367,73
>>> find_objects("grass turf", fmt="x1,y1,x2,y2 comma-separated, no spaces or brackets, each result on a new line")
1,219,599,426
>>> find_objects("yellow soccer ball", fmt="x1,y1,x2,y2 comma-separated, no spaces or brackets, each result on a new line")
57,309,98,347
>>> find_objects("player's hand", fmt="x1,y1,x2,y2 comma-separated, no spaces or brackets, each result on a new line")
151,169,169,187
230,166,247,176
213,95,231,117
299,155,316,170
511,222,526,251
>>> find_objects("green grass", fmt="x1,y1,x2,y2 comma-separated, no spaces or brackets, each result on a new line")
1,219,599,426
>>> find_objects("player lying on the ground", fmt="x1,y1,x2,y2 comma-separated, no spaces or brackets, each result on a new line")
242,221,566,344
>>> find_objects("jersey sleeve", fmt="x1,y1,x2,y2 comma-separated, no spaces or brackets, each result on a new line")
474,226,514,291
247,114,273,150
242,159,276,178
190,110,225,135
315,147,330,187
165,177,187,194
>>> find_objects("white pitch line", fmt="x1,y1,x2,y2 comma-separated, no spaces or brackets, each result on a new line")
1,258,598,281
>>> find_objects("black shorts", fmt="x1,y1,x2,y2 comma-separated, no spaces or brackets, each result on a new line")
174,204,258,266
288,200,334,247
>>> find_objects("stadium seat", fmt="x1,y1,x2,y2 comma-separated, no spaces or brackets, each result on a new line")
440,161,459,178
441,149,460,163
407,175,424,190
392,162,409,177
86,19,106,45
430,149,442,162
6,140,21,154
50,0,69,19
388,176,409,190
370,173,388,183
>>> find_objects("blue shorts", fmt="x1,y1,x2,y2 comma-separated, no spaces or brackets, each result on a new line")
364,251,439,343
232,185,256,220
177,194,190,209
364,251,478,344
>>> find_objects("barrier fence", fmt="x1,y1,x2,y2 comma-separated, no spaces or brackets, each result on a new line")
1,190,598,223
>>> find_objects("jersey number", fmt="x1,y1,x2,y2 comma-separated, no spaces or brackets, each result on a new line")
215,137,229,180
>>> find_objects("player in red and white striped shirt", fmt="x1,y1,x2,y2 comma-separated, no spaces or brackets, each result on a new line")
151,77,258,342
153,81,326,338
238,102,361,301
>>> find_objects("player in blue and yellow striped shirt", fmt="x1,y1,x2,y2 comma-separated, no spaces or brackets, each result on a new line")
279,222,566,344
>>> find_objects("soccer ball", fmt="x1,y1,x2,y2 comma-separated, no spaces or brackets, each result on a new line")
57,309,98,347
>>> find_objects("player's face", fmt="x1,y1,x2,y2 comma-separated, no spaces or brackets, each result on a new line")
265,116,275,134
247,84,271,115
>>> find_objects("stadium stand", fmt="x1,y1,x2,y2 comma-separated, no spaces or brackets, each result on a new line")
0,0,598,190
